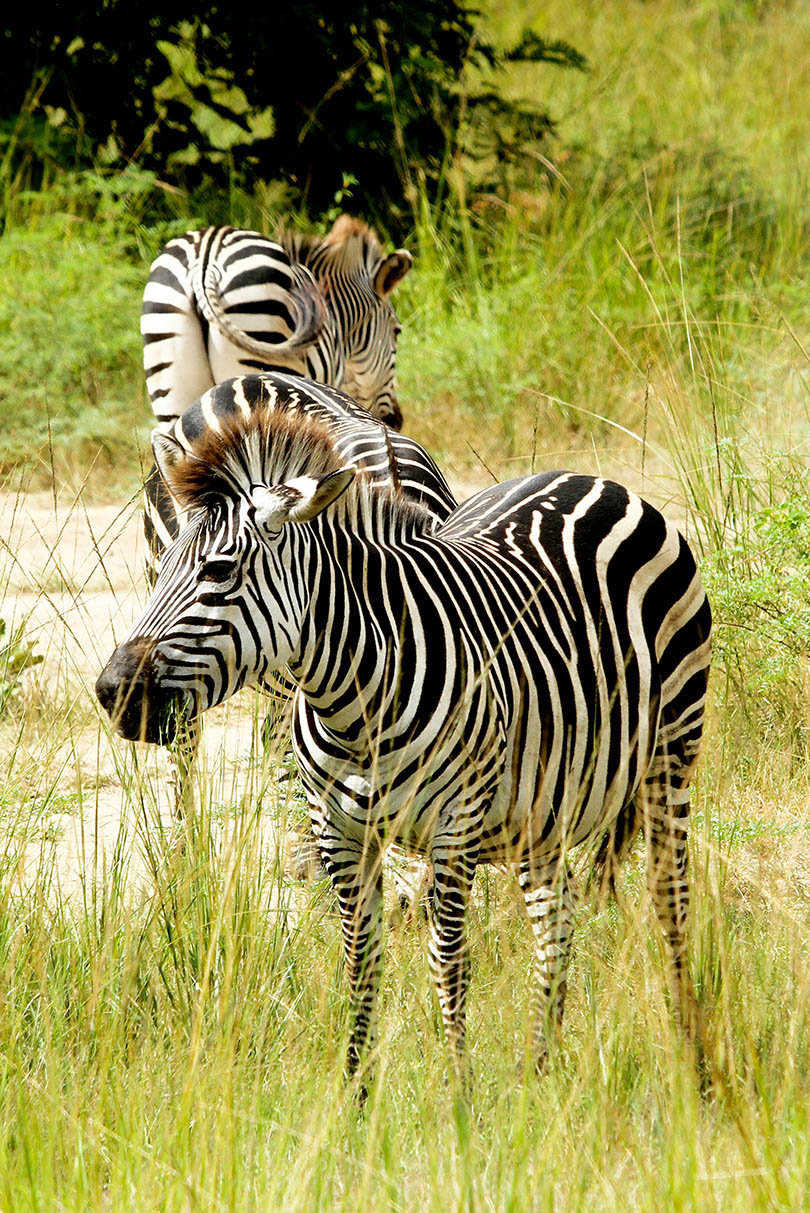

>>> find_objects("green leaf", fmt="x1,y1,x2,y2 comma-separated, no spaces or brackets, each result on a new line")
189,103,250,151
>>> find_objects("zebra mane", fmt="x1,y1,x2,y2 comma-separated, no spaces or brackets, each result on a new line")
280,214,386,276
164,401,431,532
167,407,341,506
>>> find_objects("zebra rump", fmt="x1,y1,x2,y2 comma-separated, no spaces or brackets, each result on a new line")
141,216,412,432
97,391,712,1079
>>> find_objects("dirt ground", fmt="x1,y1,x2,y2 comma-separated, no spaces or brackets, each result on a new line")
0,487,275,900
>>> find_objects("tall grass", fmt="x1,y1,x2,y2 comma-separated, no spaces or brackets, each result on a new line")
2,0,810,1206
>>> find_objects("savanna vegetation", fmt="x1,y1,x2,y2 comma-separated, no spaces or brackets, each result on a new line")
2,1,810,1207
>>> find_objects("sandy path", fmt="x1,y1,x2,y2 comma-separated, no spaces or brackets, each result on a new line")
0,488,288,900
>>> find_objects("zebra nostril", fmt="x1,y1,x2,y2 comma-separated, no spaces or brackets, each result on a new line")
94,667,120,715
95,658,147,726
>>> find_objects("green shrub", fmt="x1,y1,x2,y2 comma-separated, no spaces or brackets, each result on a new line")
705,476,810,764
0,617,42,713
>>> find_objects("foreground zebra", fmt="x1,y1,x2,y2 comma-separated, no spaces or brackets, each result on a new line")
96,384,712,1078
140,373,456,846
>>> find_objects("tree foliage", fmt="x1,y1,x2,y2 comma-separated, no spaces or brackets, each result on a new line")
1,2,585,220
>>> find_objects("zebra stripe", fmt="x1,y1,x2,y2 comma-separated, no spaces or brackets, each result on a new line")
96,391,712,1079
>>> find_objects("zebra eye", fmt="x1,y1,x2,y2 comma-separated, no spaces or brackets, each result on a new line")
198,557,236,583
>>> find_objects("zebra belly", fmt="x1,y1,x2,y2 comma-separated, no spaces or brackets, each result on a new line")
477,689,660,863
293,706,505,853
293,688,654,866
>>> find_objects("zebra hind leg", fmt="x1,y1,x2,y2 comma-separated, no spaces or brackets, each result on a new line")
641,761,697,1039
518,857,576,1074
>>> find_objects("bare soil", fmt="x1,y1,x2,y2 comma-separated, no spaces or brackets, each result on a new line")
0,488,279,899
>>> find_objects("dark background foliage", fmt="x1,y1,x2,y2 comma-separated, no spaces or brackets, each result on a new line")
1,2,585,226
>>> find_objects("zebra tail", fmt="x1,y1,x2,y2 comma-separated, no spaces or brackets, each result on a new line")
189,260,326,357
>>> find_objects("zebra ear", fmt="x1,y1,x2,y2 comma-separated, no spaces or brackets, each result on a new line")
252,467,356,530
373,250,413,298
152,430,189,491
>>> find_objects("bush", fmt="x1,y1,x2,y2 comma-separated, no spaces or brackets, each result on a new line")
0,3,585,227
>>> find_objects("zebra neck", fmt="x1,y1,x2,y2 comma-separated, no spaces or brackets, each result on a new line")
287,505,430,741
302,309,341,383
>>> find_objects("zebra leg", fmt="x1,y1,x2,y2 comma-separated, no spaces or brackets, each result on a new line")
317,826,385,1081
642,776,696,1036
428,828,480,1079
518,857,576,1072
167,715,202,819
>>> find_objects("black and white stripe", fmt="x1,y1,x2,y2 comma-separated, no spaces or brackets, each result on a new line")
97,384,712,1079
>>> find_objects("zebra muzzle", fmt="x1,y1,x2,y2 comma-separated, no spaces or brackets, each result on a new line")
96,636,184,745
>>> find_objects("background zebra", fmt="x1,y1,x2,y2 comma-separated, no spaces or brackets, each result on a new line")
96,390,712,1081
142,215,412,429
141,215,415,579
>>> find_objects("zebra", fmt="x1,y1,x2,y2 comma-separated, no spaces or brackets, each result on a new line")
141,214,412,435
96,385,712,1081
142,215,414,579
139,372,457,898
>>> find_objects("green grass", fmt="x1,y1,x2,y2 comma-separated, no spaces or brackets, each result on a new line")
2,0,810,1207
1,702,810,1209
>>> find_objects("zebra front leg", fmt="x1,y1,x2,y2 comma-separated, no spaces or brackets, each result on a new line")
518,857,576,1073
317,825,385,1083
167,714,201,819
429,826,480,1081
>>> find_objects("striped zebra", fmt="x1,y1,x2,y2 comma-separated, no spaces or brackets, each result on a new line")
142,215,412,432
96,383,712,1080
142,216,414,575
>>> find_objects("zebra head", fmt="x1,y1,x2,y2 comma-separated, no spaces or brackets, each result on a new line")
286,217,413,430
95,408,355,744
